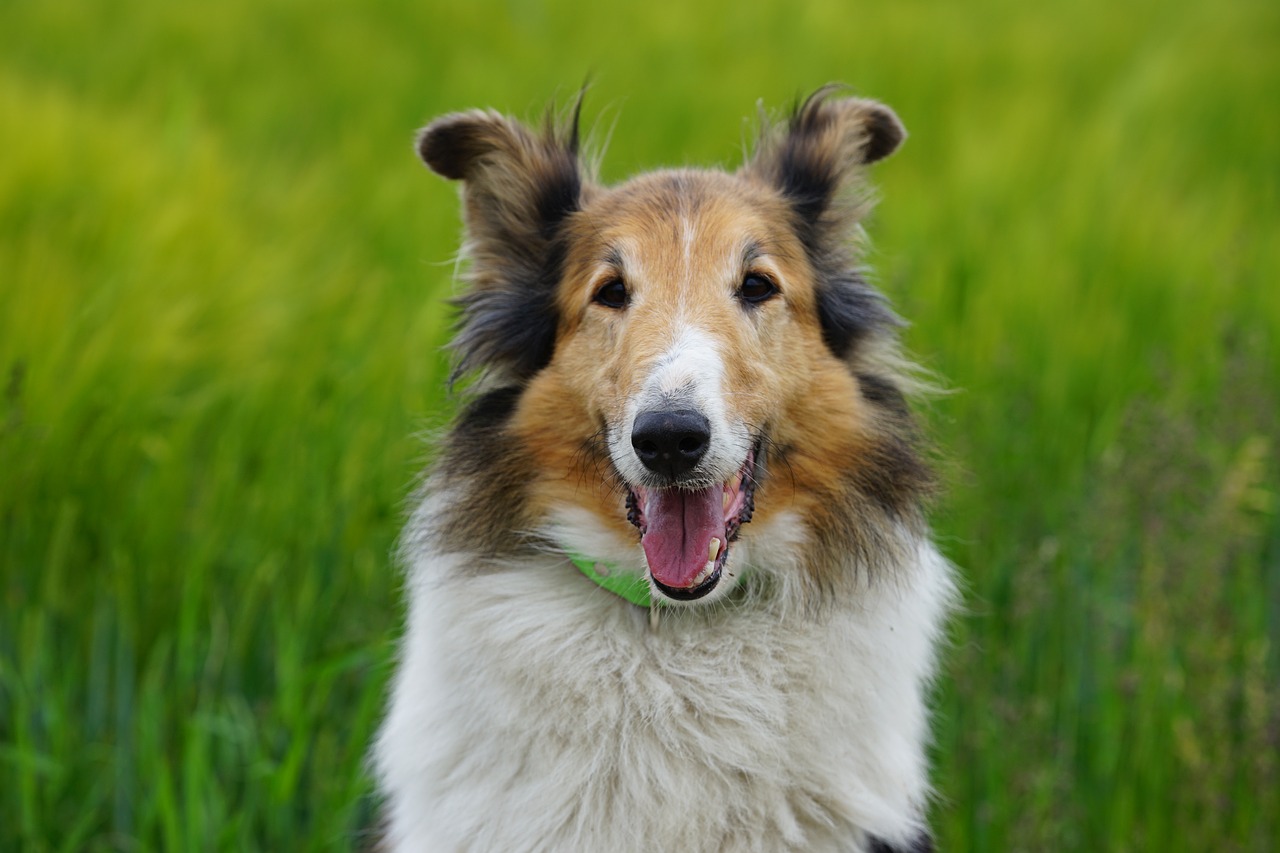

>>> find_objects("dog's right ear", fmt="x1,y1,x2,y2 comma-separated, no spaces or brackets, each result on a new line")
418,105,588,384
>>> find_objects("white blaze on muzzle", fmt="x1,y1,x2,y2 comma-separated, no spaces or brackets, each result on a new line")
613,325,742,486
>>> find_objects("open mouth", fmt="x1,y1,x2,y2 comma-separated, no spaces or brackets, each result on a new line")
625,441,760,601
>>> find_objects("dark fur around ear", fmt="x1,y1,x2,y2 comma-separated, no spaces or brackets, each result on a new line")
815,268,902,361
746,86,907,361
417,98,588,383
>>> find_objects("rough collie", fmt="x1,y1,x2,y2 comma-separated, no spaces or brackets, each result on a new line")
375,87,953,852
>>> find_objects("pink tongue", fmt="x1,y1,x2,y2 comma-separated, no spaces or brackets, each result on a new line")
640,486,727,589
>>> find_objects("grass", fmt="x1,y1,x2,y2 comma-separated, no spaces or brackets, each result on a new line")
2,0,1277,849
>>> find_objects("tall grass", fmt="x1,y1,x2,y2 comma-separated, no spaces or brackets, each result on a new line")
2,0,1276,849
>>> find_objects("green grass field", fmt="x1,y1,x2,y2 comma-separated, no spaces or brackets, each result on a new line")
2,0,1277,849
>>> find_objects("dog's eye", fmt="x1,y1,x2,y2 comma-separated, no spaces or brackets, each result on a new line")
738,274,778,305
593,278,629,310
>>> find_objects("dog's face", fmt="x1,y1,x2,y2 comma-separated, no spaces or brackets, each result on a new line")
420,90,926,605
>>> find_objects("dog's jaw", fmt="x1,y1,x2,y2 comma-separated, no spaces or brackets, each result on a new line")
626,440,760,604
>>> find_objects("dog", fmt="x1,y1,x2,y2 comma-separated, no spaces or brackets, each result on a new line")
374,86,954,852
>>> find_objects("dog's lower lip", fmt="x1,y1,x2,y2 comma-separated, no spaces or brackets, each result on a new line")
651,565,722,601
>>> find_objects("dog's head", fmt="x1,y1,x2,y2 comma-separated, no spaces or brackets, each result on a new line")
420,88,928,606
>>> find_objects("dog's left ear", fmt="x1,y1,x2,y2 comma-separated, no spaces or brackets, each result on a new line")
745,87,905,227
744,88,907,362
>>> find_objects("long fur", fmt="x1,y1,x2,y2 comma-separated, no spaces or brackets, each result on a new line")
376,87,954,852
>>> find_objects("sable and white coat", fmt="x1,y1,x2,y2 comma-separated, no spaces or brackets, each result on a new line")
376,88,954,853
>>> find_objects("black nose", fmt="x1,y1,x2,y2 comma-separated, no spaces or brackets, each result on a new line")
631,409,711,480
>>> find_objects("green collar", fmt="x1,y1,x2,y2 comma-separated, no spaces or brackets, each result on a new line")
570,554,750,609
570,554,653,608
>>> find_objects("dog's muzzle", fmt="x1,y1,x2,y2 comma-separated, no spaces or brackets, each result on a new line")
625,427,760,602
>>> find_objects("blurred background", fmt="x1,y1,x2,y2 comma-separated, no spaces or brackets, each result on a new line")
2,0,1277,849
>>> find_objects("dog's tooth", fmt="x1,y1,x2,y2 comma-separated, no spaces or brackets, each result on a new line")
708,537,721,562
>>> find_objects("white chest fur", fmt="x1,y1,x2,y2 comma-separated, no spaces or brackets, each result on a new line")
375,536,952,852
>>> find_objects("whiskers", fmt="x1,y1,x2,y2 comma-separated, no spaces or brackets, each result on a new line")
572,424,630,504
754,432,796,499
